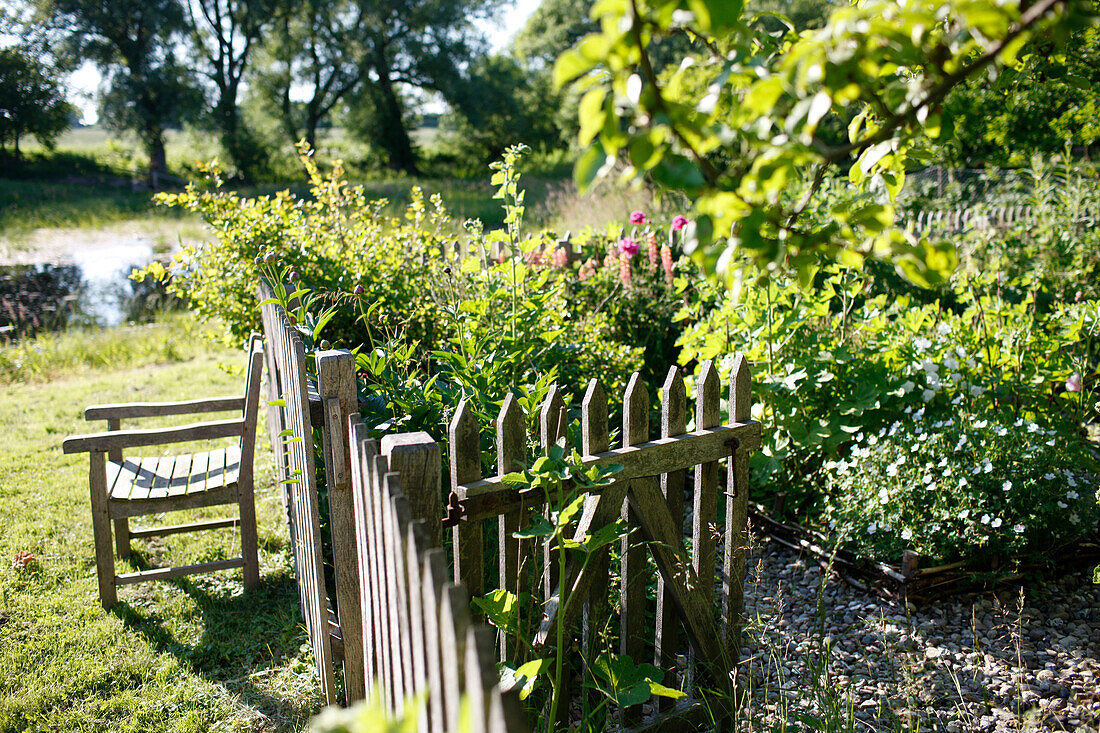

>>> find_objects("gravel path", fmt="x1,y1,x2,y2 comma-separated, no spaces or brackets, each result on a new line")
735,533,1100,731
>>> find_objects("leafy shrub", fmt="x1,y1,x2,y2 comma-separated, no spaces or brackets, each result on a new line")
822,413,1099,567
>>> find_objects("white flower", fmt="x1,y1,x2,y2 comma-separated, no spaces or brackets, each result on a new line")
958,477,969,488
901,528,913,540
887,463,899,477
959,509,970,519
921,359,939,374
944,467,953,477
1027,422,1039,433
1044,472,1056,480
1046,439,1056,446
922,389,936,402
914,337,932,351
868,523,878,535
970,384,984,397
896,454,906,465
973,419,988,429
901,380,915,394
981,514,991,525
928,481,937,491
1013,524,1025,534
944,356,959,370
878,488,890,504
995,426,1008,436
1070,513,1080,524
983,462,993,474
991,517,1003,528
1067,490,1079,500
1068,475,1078,488
1058,501,1068,509
1002,480,1012,492
952,395,964,405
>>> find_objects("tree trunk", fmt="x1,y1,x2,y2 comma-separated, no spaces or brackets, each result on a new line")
370,63,418,175
147,130,168,189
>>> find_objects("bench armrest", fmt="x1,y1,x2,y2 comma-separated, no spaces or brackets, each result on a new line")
85,396,245,421
63,418,246,454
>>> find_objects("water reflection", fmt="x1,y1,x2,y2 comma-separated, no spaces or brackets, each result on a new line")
0,257,181,338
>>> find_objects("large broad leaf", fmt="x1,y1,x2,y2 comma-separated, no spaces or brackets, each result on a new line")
471,589,520,635
590,653,686,708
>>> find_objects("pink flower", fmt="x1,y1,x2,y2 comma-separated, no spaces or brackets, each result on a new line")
619,237,639,257
1066,373,1083,392
630,211,647,225
619,251,633,287
672,215,689,231
647,232,659,268
660,244,674,283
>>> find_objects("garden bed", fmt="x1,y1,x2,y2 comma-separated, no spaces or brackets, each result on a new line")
750,506,1100,604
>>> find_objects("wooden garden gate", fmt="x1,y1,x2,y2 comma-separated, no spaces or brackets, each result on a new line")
257,282,365,705
446,358,759,728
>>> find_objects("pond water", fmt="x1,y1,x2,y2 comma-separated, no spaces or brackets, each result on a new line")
0,241,179,338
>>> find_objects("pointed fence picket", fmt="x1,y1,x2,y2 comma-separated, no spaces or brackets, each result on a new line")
446,356,760,729
347,416,528,732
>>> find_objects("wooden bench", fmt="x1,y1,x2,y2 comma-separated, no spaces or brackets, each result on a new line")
63,334,264,608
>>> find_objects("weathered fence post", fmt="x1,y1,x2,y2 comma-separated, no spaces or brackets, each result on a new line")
316,349,365,702
450,400,484,597
382,432,443,547
722,355,752,670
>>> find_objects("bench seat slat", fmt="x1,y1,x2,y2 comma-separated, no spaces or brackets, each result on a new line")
108,450,240,503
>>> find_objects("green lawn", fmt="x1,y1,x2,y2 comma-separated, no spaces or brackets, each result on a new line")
0,322,323,732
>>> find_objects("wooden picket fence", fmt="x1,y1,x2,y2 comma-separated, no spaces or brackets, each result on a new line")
257,282,365,705
904,204,1097,233
257,279,760,728
447,359,760,729
345,418,528,732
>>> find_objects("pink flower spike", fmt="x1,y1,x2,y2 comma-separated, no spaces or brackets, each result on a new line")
619,237,639,257
630,210,647,225
672,215,689,231
1066,373,1083,392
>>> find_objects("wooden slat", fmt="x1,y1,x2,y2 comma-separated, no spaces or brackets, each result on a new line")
464,625,498,733
439,583,470,733
406,521,431,733
722,354,752,667
581,379,609,661
385,472,415,714
690,360,720,687
128,517,240,538
108,484,239,519
166,453,193,497
149,455,176,499
496,393,525,663
202,448,228,495
115,557,245,584
318,350,365,702
621,373,649,723
84,396,245,420
421,549,449,733
348,424,379,696
186,451,209,495
539,384,566,601
371,454,396,710
656,366,686,706
61,417,246,454
450,399,484,598
382,432,443,548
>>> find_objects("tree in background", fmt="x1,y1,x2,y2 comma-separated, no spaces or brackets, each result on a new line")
38,0,202,184
0,45,75,159
185,0,278,180
555,0,1096,287
254,0,500,174
942,21,1100,166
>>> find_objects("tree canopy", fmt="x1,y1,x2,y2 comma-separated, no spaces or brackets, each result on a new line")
0,45,75,157
555,0,1097,288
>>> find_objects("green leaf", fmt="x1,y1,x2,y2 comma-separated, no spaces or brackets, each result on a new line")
471,589,519,635
514,515,554,539
514,658,553,700
578,88,607,146
554,47,597,88
574,145,608,192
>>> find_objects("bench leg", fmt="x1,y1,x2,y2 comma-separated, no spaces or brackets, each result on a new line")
89,452,117,609
239,481,260,589
114,518,131,559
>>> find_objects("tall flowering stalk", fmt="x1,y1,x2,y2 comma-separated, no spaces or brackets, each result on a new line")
647,232,659,270
660,244,674,284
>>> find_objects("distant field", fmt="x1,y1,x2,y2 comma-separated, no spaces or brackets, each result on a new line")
3,126,677,251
